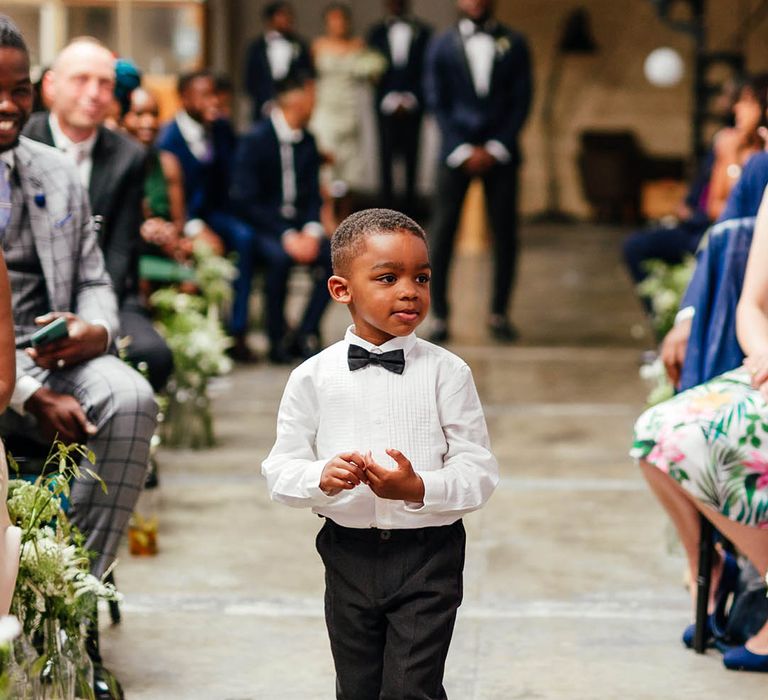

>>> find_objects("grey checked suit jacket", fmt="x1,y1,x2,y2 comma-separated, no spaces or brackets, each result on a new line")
10,136,119,385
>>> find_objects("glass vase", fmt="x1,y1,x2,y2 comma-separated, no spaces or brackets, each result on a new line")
61,625,93,700
7,630,41,699
40,619,75,700
161,376,215,449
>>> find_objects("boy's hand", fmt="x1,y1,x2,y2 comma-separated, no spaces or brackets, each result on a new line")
364,449,425,503
319,452,368,497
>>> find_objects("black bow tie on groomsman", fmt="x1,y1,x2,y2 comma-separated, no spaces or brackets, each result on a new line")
347,345,406,374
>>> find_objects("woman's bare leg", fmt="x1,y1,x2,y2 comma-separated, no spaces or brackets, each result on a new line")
639,460,726,612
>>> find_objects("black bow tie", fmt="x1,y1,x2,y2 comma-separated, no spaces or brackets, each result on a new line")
348,345,405,374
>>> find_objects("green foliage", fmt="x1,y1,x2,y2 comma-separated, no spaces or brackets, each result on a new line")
637,256,696,337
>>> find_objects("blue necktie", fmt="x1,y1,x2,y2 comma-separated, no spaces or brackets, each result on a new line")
0,162,11,241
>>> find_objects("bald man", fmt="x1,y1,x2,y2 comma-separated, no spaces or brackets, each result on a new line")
24,37,173,391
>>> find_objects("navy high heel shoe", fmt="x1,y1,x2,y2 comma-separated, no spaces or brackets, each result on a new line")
723,645,768,672
682,551,740,649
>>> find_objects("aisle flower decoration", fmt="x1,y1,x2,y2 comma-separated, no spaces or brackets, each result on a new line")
5,441,121,699
636,256,695,338
150,242,236,449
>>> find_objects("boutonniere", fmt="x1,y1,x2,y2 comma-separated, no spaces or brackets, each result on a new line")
29,176,45,208
292,41,300,59
495,36,511,57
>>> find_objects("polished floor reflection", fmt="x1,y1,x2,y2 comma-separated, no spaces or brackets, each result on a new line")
101,224,767,699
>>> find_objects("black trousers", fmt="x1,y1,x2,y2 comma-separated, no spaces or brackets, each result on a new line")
316,519,465,700
377,110,423,212
429,162,519,321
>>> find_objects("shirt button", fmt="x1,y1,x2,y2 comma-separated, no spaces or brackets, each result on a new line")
380,530,391,541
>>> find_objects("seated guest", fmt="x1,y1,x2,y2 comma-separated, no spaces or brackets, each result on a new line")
156,70,260,362
231,72,332,363
122,86,224,264
631,185,768,672
707,74,768,221
23,37,174,392
622,150,713,291
0,252,12,412
0,17,157,693
661,151,768,391
244,1,314,121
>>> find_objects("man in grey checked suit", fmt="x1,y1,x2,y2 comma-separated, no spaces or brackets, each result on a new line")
0,18,157,581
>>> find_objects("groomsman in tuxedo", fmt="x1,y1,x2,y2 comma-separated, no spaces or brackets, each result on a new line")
24,37,174,390
231,72,332,364
425,0,532,343
244,1,314,121
156,70,260,362
367,0,431,213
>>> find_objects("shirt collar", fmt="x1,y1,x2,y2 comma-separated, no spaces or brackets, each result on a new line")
345,325,418,357
48,112,98,158
0,150,14,176
266,30,290,42
271,107,304,144
175,109,207,142
459,18,497,38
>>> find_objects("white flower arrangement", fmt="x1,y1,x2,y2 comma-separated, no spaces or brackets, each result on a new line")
4,441,121,696
637,256,696,338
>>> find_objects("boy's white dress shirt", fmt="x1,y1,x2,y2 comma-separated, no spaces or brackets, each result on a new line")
262,327,499,529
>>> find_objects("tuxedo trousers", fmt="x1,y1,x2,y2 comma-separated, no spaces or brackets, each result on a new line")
429,162,519,321
0,355,157,578
377,110,423,211
317,518,465,700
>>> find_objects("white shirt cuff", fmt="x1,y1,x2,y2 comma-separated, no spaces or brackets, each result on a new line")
301,459,337,502
92,320,112,351
10,375,43,416
485,140,511,164
404,470,446,513
675,306,695,325
446,144,474,169
281,228,299,240
303,222,325,240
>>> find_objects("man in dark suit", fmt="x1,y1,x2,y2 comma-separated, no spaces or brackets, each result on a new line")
244,1,314,122
231,72,331,363
0,19,157,697
24,37,173,390
367,0,431,213
156,70,260,362
425,0,532,343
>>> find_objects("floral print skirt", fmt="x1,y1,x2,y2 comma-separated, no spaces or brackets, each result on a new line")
631,367,768,528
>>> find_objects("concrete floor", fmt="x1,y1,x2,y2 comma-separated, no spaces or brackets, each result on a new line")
101,224,768,699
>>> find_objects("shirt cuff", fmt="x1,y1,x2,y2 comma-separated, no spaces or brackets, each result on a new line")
485,140,511,164
281,228,299,240
675,306,695,325
91,320,112,352
446,144,474,169
403,470,446,513
303,222,325,240
301,459,338,502
10,375,43,416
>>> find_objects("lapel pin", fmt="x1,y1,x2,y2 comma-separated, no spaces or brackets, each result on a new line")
34,192,46,208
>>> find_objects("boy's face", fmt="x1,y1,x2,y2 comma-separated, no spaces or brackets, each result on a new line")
329,231,431,346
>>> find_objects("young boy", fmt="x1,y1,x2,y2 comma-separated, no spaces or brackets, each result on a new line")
262,208,499,699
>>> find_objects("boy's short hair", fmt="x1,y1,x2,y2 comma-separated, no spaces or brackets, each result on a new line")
331,208,427,275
